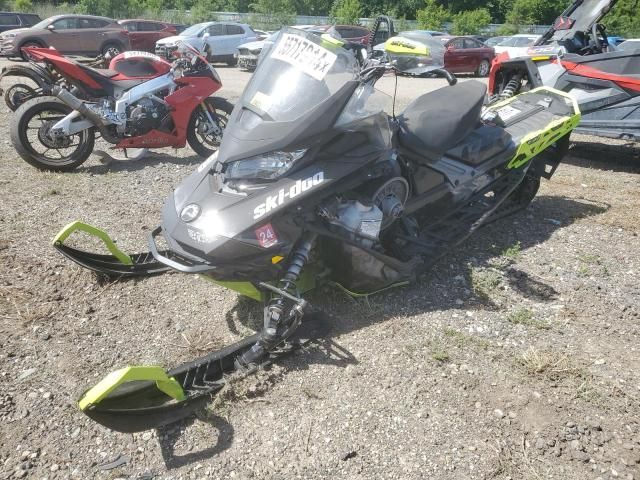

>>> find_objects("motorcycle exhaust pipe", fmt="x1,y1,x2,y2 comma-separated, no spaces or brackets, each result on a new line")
52,85,107,127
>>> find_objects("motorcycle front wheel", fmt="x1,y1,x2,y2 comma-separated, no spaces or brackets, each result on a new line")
10,97,95,172
186,97,234,158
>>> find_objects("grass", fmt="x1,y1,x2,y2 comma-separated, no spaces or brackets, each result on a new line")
517,347,584,380
469,265,502,301
502,241,522,260
507,308,551,330
431,349,450,362
442,326,490,350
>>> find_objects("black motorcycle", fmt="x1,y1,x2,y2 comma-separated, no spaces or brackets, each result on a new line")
53,29,580,433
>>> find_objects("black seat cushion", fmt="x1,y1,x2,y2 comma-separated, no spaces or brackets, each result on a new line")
397,80,487,156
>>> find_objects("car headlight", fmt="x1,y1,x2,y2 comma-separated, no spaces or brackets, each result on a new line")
225,149,307,181
4,33,17,38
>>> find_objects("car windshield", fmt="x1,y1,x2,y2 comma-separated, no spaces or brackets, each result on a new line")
181,22,208,36
239,28,358,122
31,17,55,29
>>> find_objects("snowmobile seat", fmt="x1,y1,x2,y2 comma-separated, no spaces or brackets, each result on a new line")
397,80,487,159
445,124,514,166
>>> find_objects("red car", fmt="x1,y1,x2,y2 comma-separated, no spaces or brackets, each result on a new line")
440,36,495,77
118,19,177,52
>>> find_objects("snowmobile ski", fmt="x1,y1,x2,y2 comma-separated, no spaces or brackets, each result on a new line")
53,221,170,277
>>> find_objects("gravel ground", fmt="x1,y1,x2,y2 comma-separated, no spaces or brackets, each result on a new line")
0,59,639,480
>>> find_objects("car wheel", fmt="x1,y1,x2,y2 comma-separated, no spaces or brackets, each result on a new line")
101,42,123,57
475,59,490,77
19,41,44,61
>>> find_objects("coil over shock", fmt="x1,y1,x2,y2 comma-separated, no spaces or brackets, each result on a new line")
238,232,317,366
500,72,524,99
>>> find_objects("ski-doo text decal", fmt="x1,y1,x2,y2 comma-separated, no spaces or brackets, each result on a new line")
253,172,325,219
271,33,337,81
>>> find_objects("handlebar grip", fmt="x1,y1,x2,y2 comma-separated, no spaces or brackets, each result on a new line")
432,68,457,86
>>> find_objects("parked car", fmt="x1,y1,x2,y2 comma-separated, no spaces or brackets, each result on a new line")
617,39,640,51
172,24,189,34
0,12,41,34
252,29,269,40
0,14,130,60
118,19,176,52
439,36,495,76
607,36,626,47
485,35,508,47
493,34,540,57
237,30,278,70
309,24,372,45
155,21,256,65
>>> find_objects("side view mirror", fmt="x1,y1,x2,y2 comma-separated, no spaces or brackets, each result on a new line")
202,32,210,39
47,24,55,31
446,44,455,51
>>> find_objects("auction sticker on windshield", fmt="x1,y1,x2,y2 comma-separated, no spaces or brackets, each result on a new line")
271,33,337,81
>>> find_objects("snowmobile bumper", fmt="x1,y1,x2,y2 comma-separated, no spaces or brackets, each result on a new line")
53,221,171,277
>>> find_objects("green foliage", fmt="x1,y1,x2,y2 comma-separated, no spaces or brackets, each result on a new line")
75,0,145,18
295,0,329,15
13,0,32,12
144,0,165,16
505,0,565,26
604,0,640,36
451,7,490,34
190,0,221,22
330,0,362,25
496,23,518,35
250,0,295,29
416,0,449,31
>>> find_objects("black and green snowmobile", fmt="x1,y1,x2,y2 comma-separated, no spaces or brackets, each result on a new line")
53,29,580,433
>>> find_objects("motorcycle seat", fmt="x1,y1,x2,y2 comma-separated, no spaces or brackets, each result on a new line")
397,80,487,158
89,67,119,78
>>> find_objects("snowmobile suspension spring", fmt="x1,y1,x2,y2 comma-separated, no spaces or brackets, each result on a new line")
500,73,523,99
278,232,317,295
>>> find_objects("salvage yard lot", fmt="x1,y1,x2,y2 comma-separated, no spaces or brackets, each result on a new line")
0,61,639,479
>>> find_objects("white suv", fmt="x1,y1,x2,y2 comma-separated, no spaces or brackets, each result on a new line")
155,21,257,65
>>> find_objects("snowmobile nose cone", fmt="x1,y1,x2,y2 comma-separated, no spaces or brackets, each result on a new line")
180,203,201,222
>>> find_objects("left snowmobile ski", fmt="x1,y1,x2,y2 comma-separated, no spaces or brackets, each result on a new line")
55,29,580,432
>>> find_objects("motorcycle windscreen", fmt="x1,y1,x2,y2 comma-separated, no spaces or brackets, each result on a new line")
384,34,445,75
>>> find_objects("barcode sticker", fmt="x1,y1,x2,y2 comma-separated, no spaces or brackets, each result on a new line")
271,33,337,81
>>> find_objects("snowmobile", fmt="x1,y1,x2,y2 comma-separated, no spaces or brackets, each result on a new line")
489,0,640,141
53,29,580,433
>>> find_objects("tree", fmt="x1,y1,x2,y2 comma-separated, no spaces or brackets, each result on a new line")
13,0,31,12
496,23,518,35
451,7,491,34
250,0,295,29
416,0,449,31
505,0,565,26
604,0,640,36
330,0,362,25
190,0,218,22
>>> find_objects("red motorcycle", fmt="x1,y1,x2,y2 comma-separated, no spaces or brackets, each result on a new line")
10,43,233,171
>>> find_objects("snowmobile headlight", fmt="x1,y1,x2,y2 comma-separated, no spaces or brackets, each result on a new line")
225,149,308,181
180,203,201,222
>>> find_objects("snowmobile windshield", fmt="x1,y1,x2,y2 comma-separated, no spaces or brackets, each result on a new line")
239,28,358,123
546,0,613,43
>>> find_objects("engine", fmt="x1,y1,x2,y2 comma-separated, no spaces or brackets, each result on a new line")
127,98,170,136
319,177,410,248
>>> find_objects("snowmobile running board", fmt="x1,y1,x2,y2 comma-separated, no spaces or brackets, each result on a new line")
53,221,171,277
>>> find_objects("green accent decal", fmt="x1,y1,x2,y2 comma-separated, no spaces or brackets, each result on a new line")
330,280,410,298
53,221,133,266
202,278,265,302
78,366,185,411
488,86,581,170
385,36,430,55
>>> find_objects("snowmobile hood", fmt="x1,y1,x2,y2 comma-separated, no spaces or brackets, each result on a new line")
539,0,617,45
